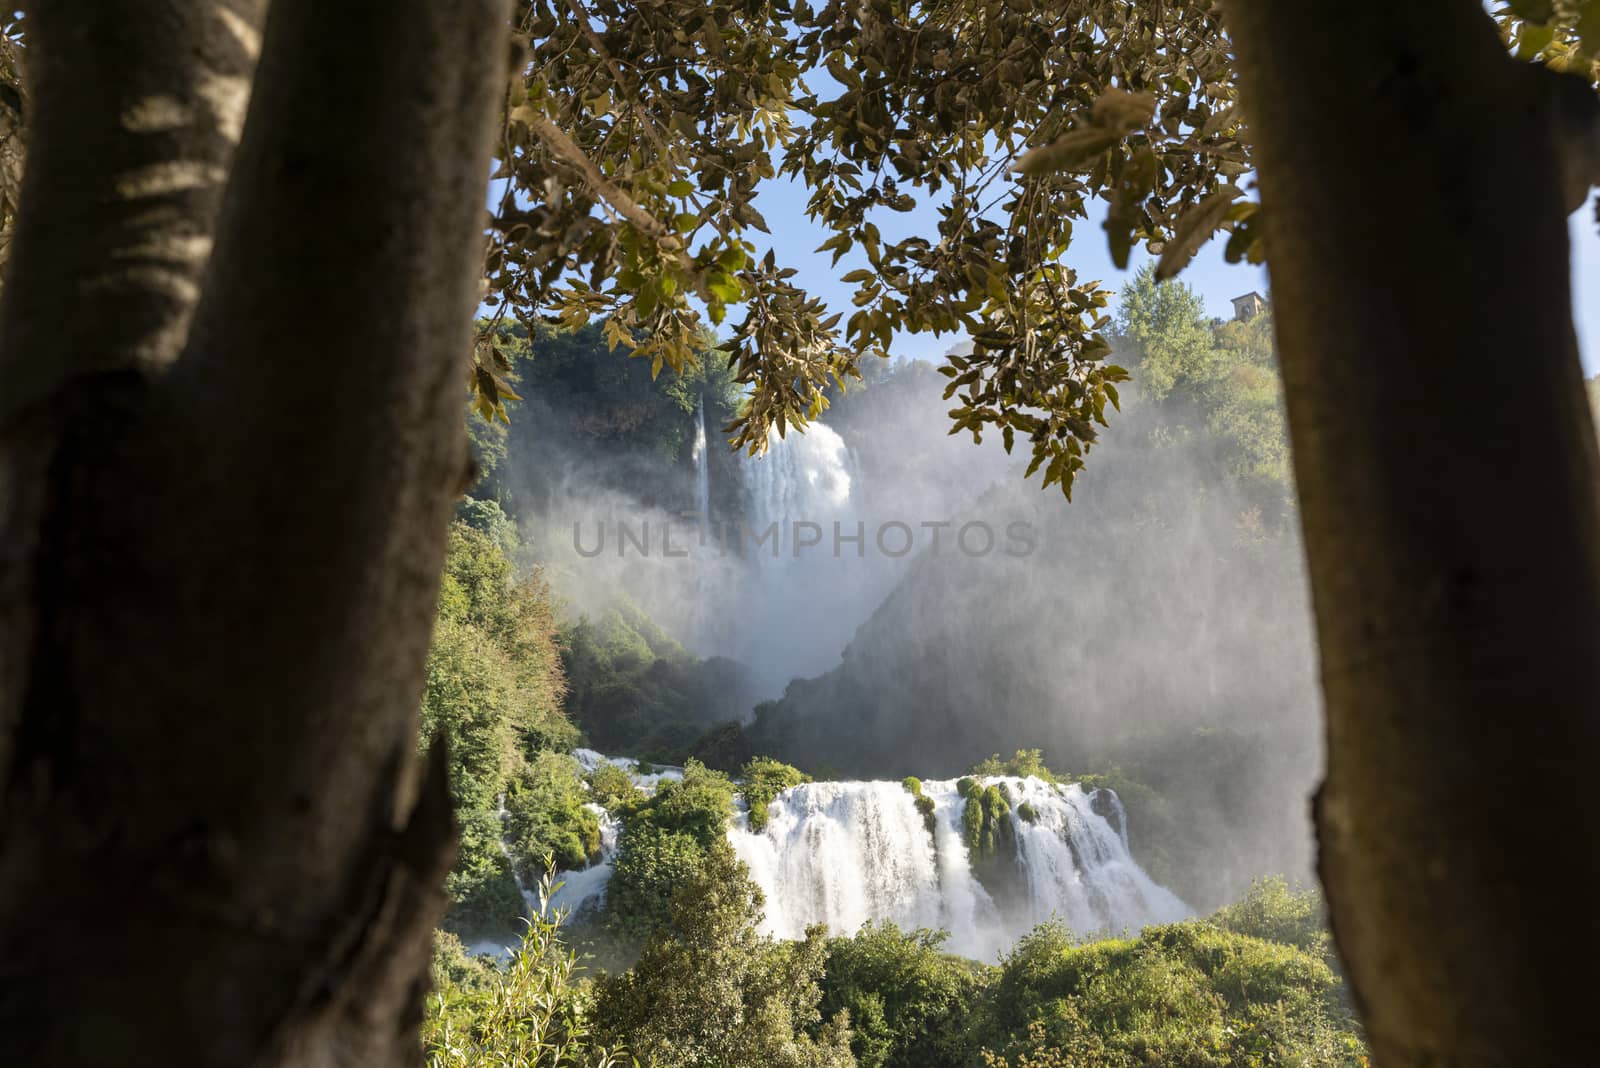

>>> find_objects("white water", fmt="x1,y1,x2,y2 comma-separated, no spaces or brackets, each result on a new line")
743,422,854,542
691,394,711,520
543,756,1188,960
728,776,1188,959
736,422,868,692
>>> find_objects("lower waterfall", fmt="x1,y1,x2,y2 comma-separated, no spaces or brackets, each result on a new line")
551,752,1187,960
728,776,1187,959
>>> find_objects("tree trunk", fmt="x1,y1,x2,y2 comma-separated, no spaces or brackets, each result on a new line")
0,1,509,1065
1223,3,1600,1064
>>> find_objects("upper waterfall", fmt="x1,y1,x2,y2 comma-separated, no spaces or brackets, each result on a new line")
691,394,711,520
743,422,854,541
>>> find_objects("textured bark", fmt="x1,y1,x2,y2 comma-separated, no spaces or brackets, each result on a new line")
1224,3,1600,1064
0,1,509,1065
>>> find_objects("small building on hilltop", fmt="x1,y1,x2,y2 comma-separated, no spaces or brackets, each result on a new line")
1230,291,1268,321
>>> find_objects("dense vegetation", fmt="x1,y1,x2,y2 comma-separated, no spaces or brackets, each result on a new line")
425,860,1366,1067
560,603,756,765
421,517,582,933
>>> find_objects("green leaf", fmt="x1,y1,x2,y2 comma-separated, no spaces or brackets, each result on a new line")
1156,186,1241,280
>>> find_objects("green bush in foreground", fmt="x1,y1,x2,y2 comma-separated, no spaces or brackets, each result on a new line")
424,872,631,1068
821,922,991,1068
979,919,1367,1067
594,841,856,1068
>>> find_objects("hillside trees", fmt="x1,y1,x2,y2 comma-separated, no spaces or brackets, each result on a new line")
421,520,583,931
0,1,510,1064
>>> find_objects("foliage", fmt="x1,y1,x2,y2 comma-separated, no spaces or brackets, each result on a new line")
1212,877,1333,963
474,0,1259,499
457,496,521,556
594,840,857,1068
504,751,603,880
968,749,1059,781
742,757,812,833
1495,2,1600,79
687,720,758,774
603,823,707,946
477,321,745,511
1114,265,1289,493
900,777,938,837
587,762,644,810
602,760,737,943
560,600,755,765
964,784,1014,860
820,923,992,1068
424,871,632,1068
978,919,1367,1067
421,521,576,932
637,760,738,847
1115,264,1226,402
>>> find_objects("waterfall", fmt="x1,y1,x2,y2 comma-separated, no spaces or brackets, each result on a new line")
692,394,711,520
728,777,1188,960
742,422,854,542
547,755,1189,960
735,422,862,691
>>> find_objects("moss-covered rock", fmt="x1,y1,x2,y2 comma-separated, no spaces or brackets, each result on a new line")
904,776,939,837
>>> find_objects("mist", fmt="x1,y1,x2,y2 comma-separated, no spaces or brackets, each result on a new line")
491,328,1320,910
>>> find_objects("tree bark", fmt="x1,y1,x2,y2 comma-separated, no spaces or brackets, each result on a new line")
1223,3,1600,1064
0,1,509,1065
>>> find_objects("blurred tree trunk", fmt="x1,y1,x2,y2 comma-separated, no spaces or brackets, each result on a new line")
1225,2,1600,1064
0,2,508,1065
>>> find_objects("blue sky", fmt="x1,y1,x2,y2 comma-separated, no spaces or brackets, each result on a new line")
747,179,1600,376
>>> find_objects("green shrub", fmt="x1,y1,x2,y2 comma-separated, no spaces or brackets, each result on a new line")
503,751,601,880
641,759,735,846
741,756,811,833
977,918,1366,1067
1212,875,1332,961
421,520,577,934
968,784,1012,858
586,761,642,808
443,804,527,934
967,749,1058,781
595,841,856,1068
1017,802,1039,824
603,823,706,944
602,760,736,943
822,922,992,1068
424,871,632,1068
902,777,938,836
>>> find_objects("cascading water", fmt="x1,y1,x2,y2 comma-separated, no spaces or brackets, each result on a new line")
546,754,1188,961
736,423,864,692
743,422,854,541
729,776,1188,959
692,394,711,520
